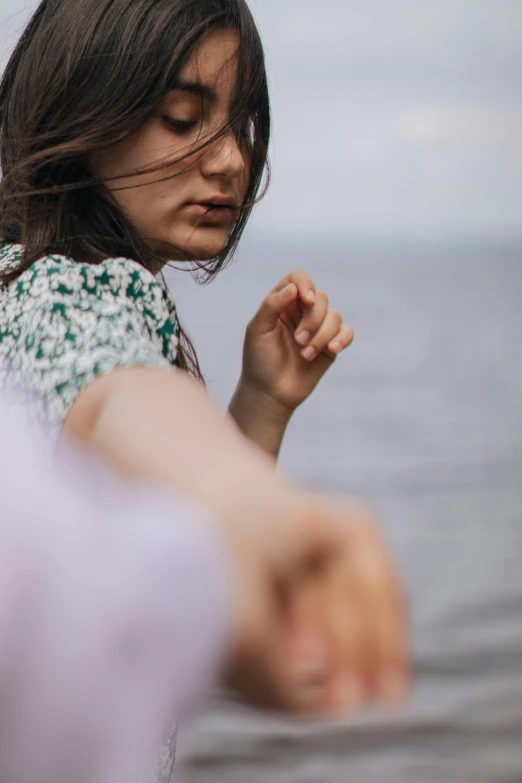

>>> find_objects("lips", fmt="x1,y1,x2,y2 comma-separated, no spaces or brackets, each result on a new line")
195,197,236,207
189,201,236,224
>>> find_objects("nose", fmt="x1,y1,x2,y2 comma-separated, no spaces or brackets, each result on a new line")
200,128,246,182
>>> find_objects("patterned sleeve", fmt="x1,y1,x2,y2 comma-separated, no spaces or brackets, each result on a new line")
5,256,180,428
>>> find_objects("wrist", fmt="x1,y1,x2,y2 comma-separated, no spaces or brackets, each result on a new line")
230,379,295,424
228,379,294,460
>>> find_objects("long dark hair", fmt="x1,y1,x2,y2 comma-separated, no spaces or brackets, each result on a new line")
0,0,271,378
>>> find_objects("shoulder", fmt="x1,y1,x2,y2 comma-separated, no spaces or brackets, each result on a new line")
2,248,178,328
0,245,180,363
16,253,162,302
0,248,180,428
1,244,162,294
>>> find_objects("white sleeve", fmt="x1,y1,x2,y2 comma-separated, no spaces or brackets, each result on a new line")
0,400,232,783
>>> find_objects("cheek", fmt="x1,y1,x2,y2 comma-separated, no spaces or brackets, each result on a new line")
94,136,143,184
113,175,188,239
95,134,201,231
95,122,193,187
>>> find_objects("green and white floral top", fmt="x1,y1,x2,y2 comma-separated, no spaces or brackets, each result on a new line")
0,243,180,434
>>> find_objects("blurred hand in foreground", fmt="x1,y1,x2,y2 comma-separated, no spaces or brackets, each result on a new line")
219,487,409,715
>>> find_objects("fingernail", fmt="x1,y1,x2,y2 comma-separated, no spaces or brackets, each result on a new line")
302,345,316,361
379,670,407,705
307,290,316,304
296,330,310,347
279,284,294,300
329,341,342,354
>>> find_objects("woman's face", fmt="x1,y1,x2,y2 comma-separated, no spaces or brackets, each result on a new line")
94,28,249,262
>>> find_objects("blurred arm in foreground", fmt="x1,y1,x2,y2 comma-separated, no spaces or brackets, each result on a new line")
66,365,409,713
0,371,409,782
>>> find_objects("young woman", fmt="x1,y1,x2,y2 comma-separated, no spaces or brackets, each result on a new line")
0,1,408,780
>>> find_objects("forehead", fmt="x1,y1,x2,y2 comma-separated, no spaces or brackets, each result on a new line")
180,28,241,102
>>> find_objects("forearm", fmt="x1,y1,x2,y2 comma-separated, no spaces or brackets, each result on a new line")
228,382,294,461
64,366,283,523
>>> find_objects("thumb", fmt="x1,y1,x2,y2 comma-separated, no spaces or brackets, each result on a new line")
251,283,299,333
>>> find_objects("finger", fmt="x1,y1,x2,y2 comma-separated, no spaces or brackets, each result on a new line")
327,324,355,357
284,299,304,331
279,311,295,336
346,519,410,707
278,300,304,337
251,282,299,332
280,576,332,714
294,291,329,348
228,576,331,715
285,270,317,307
322,563,370,713
299,309,342,362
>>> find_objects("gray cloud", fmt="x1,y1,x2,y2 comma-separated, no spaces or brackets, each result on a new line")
248,0,522,239
1,0,521,240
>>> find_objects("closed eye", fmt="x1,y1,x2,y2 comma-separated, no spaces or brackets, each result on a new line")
163,116,198,135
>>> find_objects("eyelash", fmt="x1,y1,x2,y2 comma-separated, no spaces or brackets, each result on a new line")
163,116,198,135
164,116,253,145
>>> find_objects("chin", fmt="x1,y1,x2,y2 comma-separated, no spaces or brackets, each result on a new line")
161,227,232,262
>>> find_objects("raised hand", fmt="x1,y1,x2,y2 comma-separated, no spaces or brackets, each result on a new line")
239,270,354,413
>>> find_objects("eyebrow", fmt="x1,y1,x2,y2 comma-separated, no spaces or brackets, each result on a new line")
173,79,217,104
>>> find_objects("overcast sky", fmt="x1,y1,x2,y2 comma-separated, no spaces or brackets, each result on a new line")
1,0,521,242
